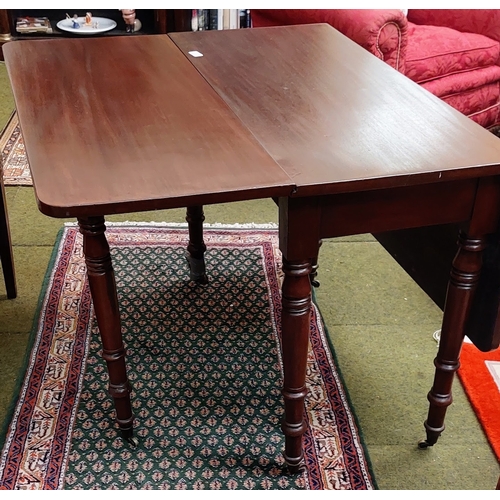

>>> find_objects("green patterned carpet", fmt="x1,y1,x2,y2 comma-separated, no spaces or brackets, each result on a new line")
0,225,373,490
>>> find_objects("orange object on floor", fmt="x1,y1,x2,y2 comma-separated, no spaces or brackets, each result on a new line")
458,342,500,461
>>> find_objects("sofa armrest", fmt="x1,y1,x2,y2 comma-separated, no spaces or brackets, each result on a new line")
251,9,409,71
408,9,500,43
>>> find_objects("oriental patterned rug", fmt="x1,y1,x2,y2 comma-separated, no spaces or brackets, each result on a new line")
0,111,31,186
0,224,374,490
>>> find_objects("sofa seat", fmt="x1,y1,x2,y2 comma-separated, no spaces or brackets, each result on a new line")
420,67,500,127
405,23,500,85
402,23,500,128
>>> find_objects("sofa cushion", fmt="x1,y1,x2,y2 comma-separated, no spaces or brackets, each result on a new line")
467,97,500,128
421,65,500,98
419,68,500,128
443,83,500,128
405,22,500,84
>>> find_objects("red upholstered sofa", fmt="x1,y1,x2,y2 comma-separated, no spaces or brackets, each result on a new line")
251,9,500,130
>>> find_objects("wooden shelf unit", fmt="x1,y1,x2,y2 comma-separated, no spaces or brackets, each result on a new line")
0,9,196,60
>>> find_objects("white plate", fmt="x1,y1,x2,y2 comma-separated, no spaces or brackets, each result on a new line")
56,17,117,35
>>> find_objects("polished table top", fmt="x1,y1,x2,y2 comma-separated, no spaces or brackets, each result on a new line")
3,35,293,218
170,24,500,197
6,26,500,216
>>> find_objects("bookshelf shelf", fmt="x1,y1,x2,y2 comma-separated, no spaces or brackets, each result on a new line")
0,9,172,59
0,9,251,60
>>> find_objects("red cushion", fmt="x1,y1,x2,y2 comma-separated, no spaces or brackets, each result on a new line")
459,97,500,128
421,65,500,97
442,83,500,123
405,22,500,84
419,69,500,128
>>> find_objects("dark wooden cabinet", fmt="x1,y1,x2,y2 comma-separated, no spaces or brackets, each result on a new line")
0,10,12,54
0,9,195,60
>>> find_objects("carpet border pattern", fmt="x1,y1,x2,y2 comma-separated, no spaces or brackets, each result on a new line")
0,224,374,489
0,111,32,186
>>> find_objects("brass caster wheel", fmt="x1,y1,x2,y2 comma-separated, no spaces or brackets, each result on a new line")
126,435,139,448
186,254,208,284
194,273,209,285
121,427,138,448
418,439,432,449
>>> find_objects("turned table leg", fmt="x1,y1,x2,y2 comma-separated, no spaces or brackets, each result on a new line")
419,230,485,448
278,196,320,472
185,205,208,284
281,257,312,472
0,161,16,299
78,216,136,445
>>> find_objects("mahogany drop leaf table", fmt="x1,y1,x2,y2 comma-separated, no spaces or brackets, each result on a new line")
5,24,500,472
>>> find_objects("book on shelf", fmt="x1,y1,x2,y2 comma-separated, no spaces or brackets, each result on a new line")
209,9,223,30
240,9,251,28
229,9,239,29
16,16,53,34
223,9,231,30
191,9,198,31
197,9,209,31
191,10,251,31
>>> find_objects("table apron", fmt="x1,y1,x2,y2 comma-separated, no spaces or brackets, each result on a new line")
318,177,484,238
